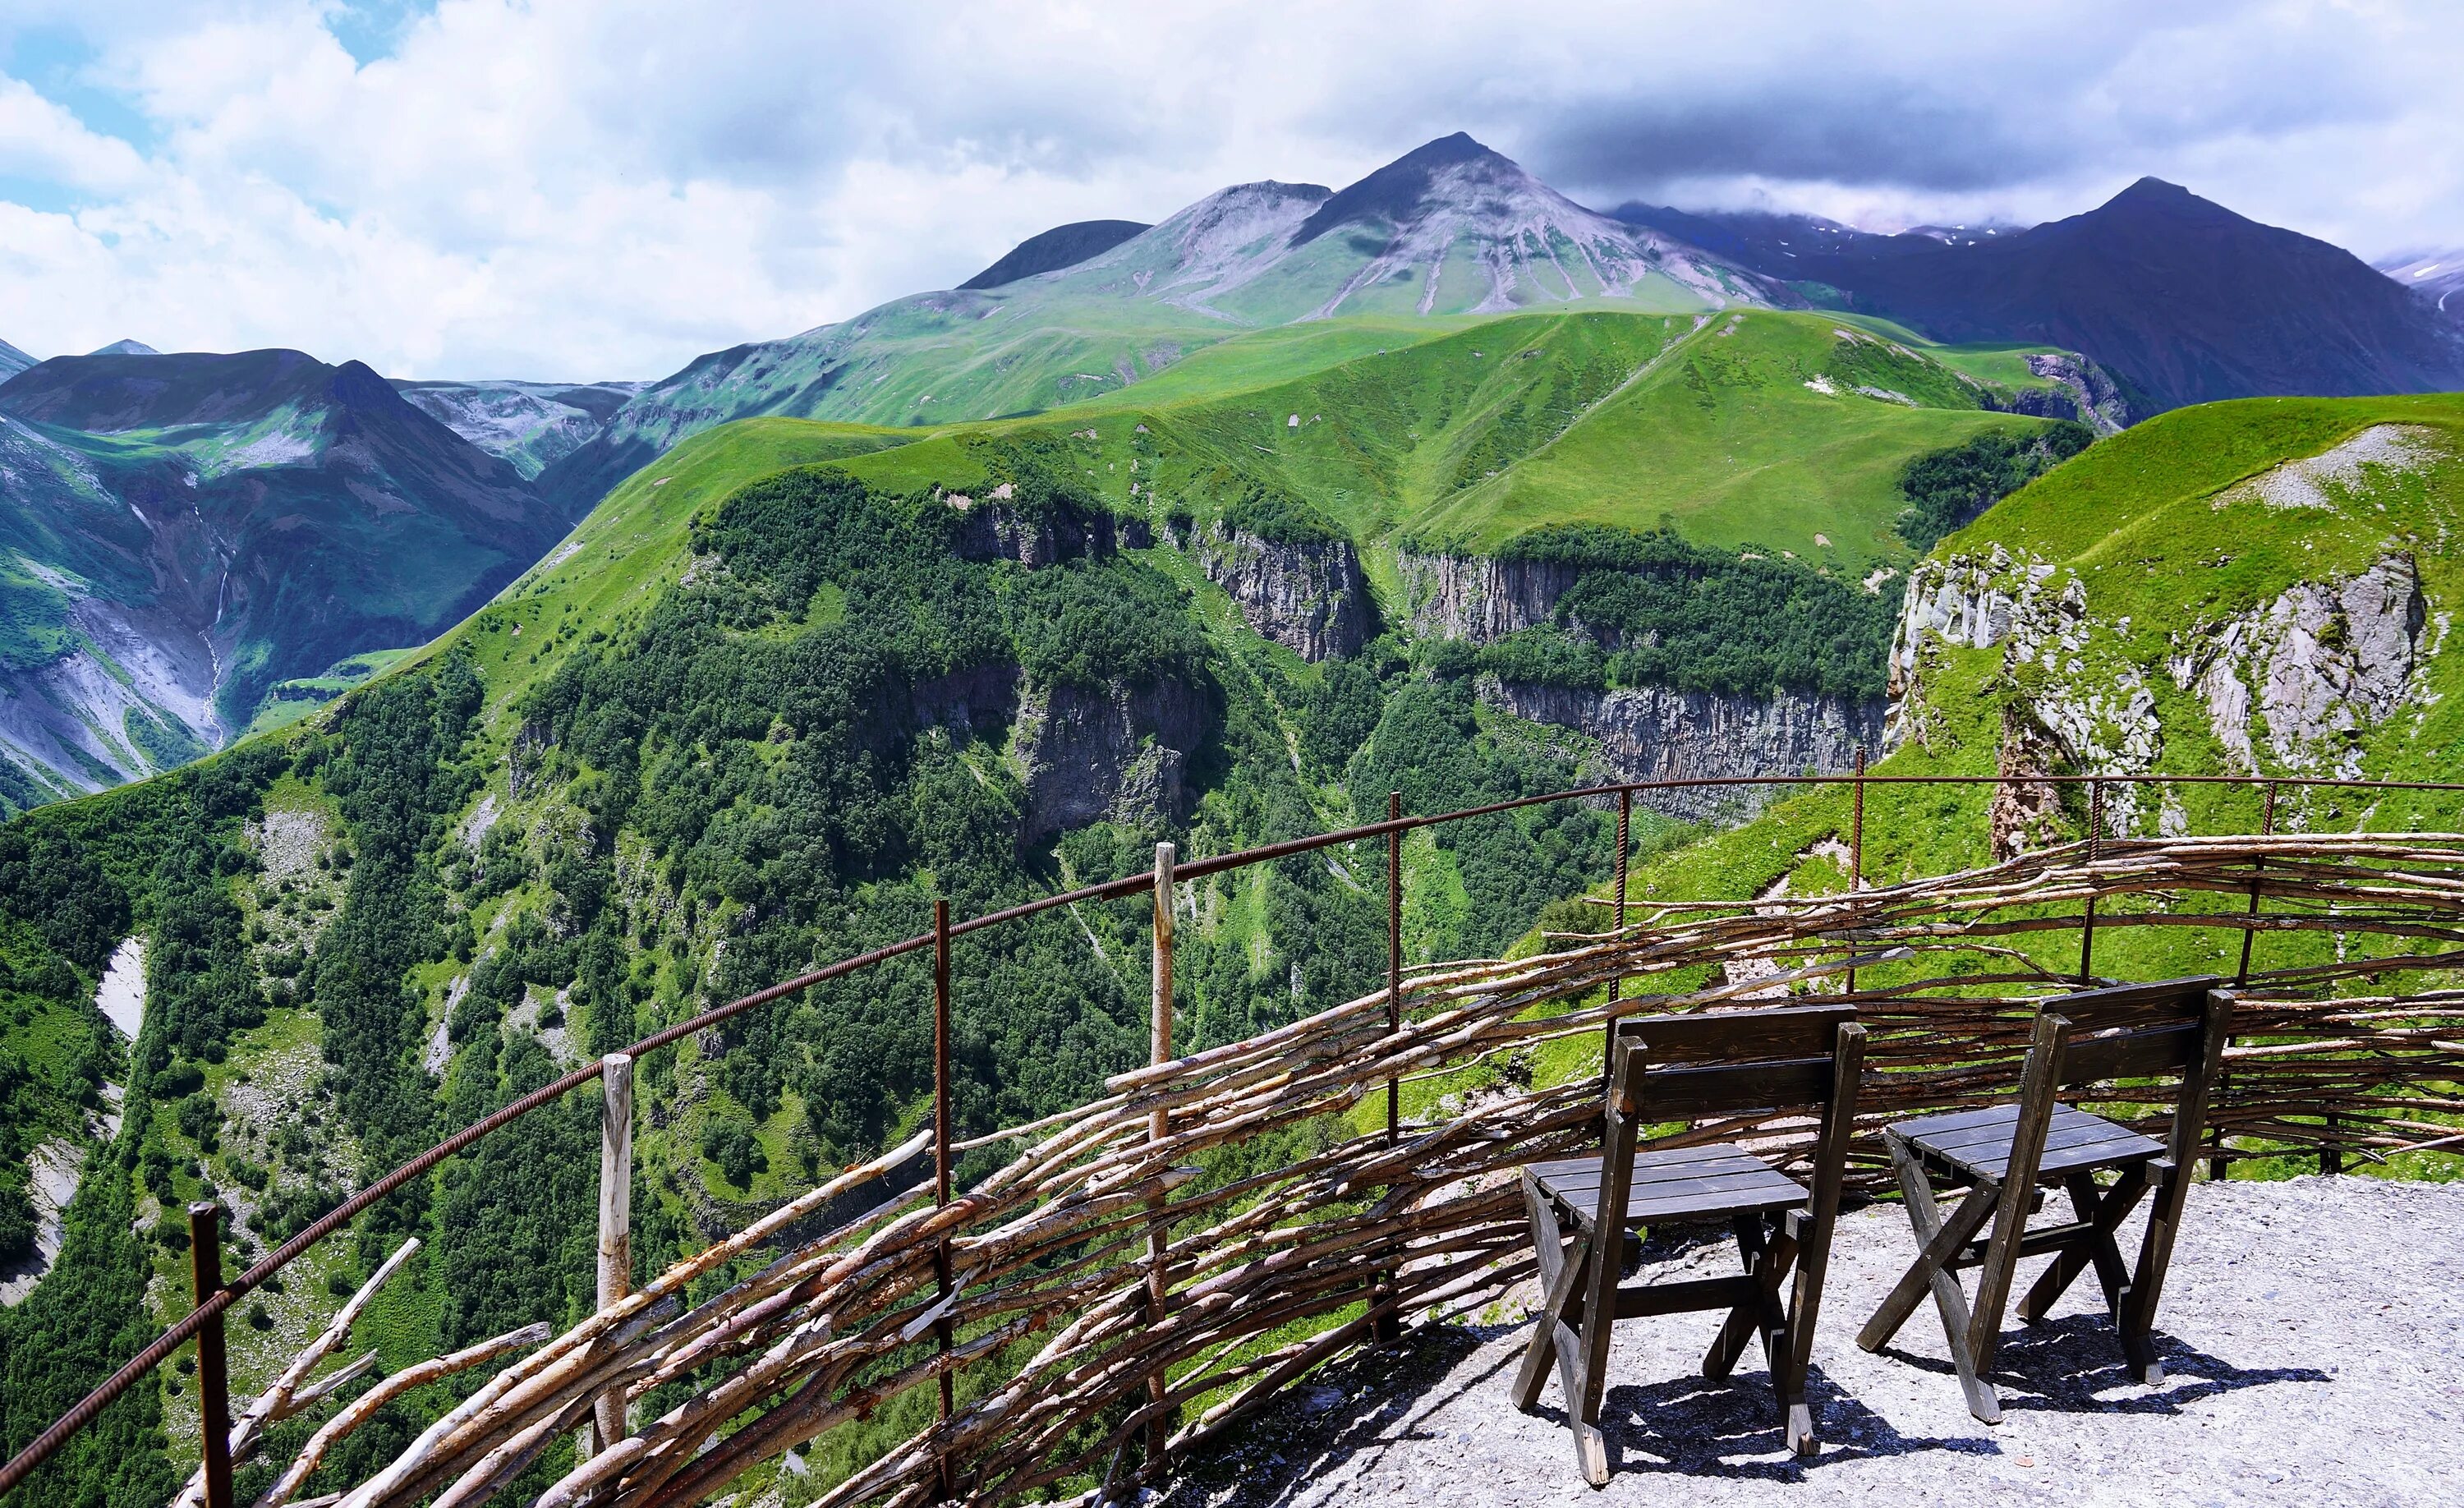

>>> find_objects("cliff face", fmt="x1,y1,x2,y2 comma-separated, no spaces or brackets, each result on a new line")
949,490,1152,567
1013,674,1212,840
1181,522,1372,660
1478,676,1882,821
1891,541,2431,847
1396,550,1584,641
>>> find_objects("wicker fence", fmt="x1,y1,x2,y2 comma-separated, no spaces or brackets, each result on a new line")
262,832,2464,1506
6,781,2463,1508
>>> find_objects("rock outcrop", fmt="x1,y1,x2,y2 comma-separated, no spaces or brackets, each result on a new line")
1397,551,1584,641
2167,552,2425,777
950,490,1151,568
2020,353,2132,434
1892,542,2429,844
1013,675,1212,840
1181,522,1372,660
1477,676,1882,821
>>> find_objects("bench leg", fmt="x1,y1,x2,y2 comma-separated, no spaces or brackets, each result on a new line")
2117,1164,2189,1386
1870,1133,2002,1423
1514,1178,1591,1413
2019,1167,2146,1324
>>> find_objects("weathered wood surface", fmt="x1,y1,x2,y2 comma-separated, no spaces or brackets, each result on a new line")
234,834,2464,1506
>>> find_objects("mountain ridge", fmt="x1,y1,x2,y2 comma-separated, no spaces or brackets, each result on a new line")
1620,179,2464,412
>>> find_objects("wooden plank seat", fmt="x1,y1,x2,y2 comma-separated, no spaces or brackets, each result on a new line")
1528,1146,1813,1230
1514,1004,1865,1486
1856,977,2235,1426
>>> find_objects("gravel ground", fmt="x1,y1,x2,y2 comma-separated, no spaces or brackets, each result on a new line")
1161,1176,2463,1508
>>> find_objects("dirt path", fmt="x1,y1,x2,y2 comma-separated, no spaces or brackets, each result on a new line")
1162,1175,2462,1507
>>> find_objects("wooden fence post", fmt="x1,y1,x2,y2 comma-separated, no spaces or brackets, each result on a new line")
1144,844,1175,1474
589,1053,633,1460
188,1202,234,1508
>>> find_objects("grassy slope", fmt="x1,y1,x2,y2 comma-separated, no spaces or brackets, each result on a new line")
1627,393,2464,913
768,309,2076,574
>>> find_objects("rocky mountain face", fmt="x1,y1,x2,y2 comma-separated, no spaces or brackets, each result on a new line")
1892,526,2434,851
1399,547,1882,817
1395,549,1584,641
2377,250,2464,323
392,378,641,479
540,134,1774,515
1624,181,2464,413
1177,521,1372,660
1014,674,1213,840
1478,676,1882,821
0,349,561,811
0,338,31,378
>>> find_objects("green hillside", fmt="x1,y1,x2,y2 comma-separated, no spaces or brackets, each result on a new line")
0,304,2105,1505
1621,392,2464,958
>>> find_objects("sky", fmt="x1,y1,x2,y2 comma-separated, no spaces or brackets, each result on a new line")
1,0,2457,382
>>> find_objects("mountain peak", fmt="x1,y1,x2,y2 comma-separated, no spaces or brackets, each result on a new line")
1292,131,1524,246
88,338,160,356
960,219,1152,291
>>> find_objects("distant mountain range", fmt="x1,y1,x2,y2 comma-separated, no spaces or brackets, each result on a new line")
1615,179,2464,412
2,134,2459,812
0,348,565,811
2377,249,2464,321
391,377,642,478
532,133,1781,511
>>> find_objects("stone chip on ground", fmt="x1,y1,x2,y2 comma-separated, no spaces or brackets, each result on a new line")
1161,1176,2462,1507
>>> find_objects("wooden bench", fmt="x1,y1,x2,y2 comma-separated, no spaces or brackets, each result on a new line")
1514,1003,1866,1485
1855,977,2234,1423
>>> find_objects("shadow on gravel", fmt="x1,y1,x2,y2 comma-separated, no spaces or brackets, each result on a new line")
1153,1321,1516,1507
1879,1313,2332,1416
1534,1364,1997,1483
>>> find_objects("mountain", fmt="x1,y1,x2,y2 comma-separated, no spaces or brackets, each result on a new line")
1634,390,2464,920
959,218,1151,289
536,134,1779,513
0,348,563,811
1620,180,2464,413
2378,250,2464,322
84,339,159,356
0,338,33,378
390,377,642,478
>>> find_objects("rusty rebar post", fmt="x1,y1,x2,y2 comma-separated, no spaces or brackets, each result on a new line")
188,1202,233,1508
1372,793,1404,1345
1144,844,1176,1474
932,899,955,1500
2218,781,2278,1179
1846,747,1867,995
1602,785,1630,1086
2077,778,2103,982
1386,790,1403,1145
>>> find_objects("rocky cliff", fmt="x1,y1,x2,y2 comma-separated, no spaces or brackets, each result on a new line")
1477,675,1882,821
1179,522,1372,660
1889,540,2431,846
1013,674,1212,840
1396,550,1583,641
949,487,1151,567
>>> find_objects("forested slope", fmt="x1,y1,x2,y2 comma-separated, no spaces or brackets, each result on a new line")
0,304,2113,1505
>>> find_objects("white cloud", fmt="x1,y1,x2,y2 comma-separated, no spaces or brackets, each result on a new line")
0,0,2455,379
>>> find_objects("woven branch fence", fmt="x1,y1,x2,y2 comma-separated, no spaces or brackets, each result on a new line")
202,830,2464,1508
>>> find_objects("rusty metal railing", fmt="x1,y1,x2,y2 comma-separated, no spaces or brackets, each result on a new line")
5,764,2461,1503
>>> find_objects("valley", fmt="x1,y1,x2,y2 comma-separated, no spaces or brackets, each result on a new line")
2,126,2462,1508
